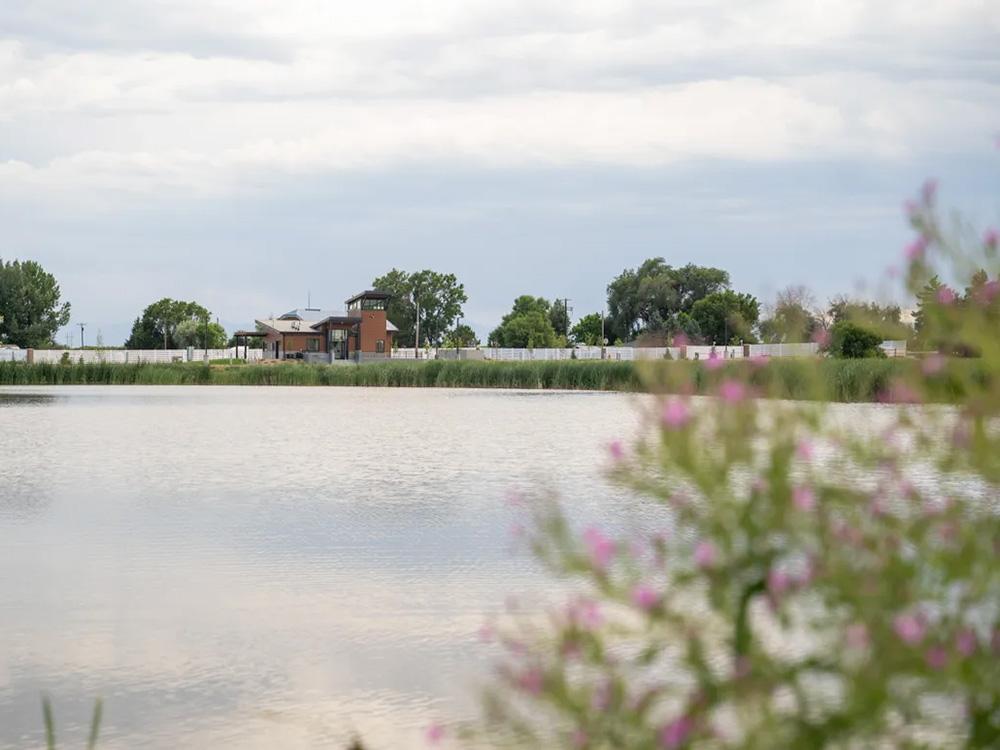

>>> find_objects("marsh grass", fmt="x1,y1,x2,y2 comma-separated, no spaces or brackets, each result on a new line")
0,358,980,402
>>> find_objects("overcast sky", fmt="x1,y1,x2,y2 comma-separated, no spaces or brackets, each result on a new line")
2,0,998,344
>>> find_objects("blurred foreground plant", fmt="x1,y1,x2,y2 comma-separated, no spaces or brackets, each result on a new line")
41,695,102,750
474,184,999,749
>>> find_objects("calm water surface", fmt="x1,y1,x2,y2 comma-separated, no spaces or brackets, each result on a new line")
0,386,648,749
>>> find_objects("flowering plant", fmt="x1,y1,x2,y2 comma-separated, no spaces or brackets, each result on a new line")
474,184,999,749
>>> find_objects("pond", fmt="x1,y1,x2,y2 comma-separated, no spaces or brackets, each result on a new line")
0,386,646,749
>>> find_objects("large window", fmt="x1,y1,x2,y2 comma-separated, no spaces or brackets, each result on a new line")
329,328,347,342
306,337,320,352
362,298,386,310
375,339,385,353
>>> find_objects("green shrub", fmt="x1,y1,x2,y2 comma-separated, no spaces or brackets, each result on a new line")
828,320,885,358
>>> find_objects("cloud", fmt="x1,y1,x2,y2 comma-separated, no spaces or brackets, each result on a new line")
0,0,997,342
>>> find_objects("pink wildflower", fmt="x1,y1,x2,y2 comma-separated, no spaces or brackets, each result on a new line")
631,584,660,611
955,628,977,657
662,398,692,429
425,723,445,745
673,333,689,348
591,679,612,711
937,286,956,305
905,236,928,262
719,379,746,403
925,645,948,670
572,729,589,748
693,541,717,569
517,667,543,695
894,613,927,645
985,227,998,250
767,568,792,599
811,328,831,348
751,476,769,494
975,279,999,305
880,381,921,404
749,354,769,368
583,527,615,571
795,440,813,461
845,623,869,650
792,485,816,511
478,624,495,643
705,352,725,371
922,354,945,376
568,598,603,631
660,716,693,749
608,440,625,461
904,198,919,217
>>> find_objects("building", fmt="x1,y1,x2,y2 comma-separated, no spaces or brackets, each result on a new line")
254,291,398,361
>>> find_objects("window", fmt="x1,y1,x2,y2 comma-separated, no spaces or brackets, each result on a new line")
330,328,347,342
362,298,386,310
306,338,320,352
375,339,385,353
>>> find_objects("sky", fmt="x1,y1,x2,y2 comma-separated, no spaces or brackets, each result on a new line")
1,0,998,345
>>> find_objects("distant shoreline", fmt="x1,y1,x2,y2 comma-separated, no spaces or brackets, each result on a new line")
0,358,977,404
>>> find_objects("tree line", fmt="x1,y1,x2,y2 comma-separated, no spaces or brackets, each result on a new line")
2,257,995,355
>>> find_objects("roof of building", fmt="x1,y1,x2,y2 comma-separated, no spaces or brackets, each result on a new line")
256,318,323,334
279,308,344,321
344,290,391,306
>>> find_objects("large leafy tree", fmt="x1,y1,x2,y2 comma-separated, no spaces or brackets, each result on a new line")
570,313,604,346
0,259,71,348
125,298,212,349
606,259,730,342
758,285,823,343
548,300,570,339
690,289,760,344
489,296,560,348
826,296,911,341
173,318,228,349
372,268,467,347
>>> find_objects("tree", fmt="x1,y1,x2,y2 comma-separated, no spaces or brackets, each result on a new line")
489,296,560,348
372,268,467,347
913,275,944,346
0,259,71,348
827,320,885,358
442,323,479,348
549,300,570,339
125,299,211,349
690,290,760,344
826,296,911,341
606,259,730,342
758,285,822,343
173,318,227,349
570,313,604,346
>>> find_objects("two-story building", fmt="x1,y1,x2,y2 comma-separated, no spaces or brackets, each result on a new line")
255,291,398,361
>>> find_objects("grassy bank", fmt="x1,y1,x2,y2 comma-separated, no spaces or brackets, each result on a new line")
0,358,987,402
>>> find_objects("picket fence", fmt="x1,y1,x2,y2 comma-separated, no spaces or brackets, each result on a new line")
392,344,829,361
22,347,264,364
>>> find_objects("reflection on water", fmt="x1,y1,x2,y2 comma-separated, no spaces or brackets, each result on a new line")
0,386,644,749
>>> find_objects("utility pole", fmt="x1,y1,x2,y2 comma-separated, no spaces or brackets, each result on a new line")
601,309,606,359
414,298,421,359
77,322,86,349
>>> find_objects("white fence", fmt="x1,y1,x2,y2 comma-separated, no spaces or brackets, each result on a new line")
23,347,263,364
747,343,820,358
880,340,908,357
0,348,28,363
